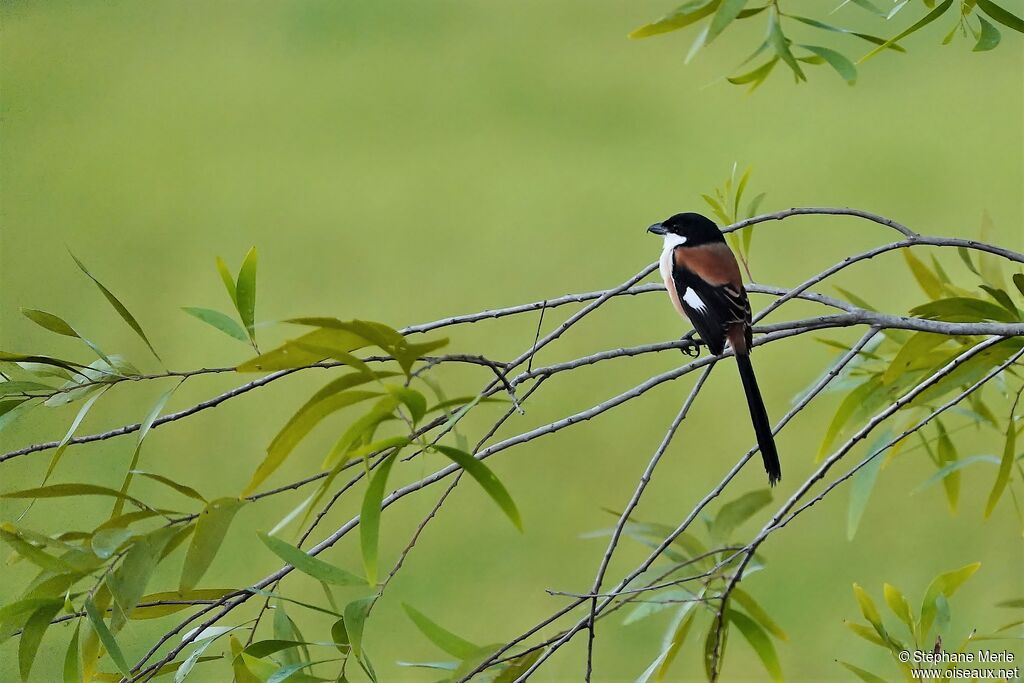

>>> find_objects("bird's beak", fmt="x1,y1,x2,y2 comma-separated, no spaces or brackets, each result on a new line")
647,223,667,236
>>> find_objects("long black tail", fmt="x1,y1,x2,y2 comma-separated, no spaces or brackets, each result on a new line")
735,353,781,486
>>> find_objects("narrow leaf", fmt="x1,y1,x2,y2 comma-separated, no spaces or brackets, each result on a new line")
361,452,397,585
431,445,523,531
180,498,246,591
403,603,480,659
182,307,248,342
258,532,364,586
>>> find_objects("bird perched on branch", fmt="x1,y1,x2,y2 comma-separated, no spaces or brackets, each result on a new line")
647,212,781,485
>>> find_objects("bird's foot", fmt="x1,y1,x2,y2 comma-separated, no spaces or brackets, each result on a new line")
679,336,700,357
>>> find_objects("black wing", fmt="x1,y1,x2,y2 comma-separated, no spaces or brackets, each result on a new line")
670,264,750,356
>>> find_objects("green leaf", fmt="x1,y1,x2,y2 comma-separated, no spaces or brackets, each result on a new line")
979,285,1020,318
847,429,889,540
860,0,955,62
180,497,246,591
19,601,62,681
44,386,109,483
799,45,857,83
84,596,129,676
258,532,364,586
21,308,112,366
216,257,238,308
912,455,999,495
977,0,1024,33
173,635,218,682
63,624,81,683
634,599,700,682
727,58,779,89
985,414,1017,518
789,15,907,51
852,583,889,643
322,397,400,470
629,0,720,39
919,562,981,637
343,596,374,659
403,603,480,659
2,482,147,509
431,445,523,532
904,251,944,299
130,470,207,503
974,14,1002,50
710,489,771,541
706,0,749,43
361,452,397,585
106,526,179,630
731,588,787,640
882,332,951,385
384,386,427,424
130,588,236,620
182,307,249,342
243,375,389,496
768,6,805,81
113,382,180,517
839,661,889,683
844,620,886,647
236,246,258,342
934,421,960,513
727,609,783,682
1013,273,1024,297
909,339,1024,408
237,327,370,372
883,583,915,633
69,250,161,362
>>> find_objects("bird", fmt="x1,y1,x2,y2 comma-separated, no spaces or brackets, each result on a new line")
647,212,781,486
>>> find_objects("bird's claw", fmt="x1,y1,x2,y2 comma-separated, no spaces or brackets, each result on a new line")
679,337,700,357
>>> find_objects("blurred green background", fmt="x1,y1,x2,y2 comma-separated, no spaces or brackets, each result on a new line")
2,1,1022,680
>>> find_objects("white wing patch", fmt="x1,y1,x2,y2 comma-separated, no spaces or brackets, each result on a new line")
682,288,707,313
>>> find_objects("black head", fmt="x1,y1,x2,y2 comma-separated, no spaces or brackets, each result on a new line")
646,212,724,246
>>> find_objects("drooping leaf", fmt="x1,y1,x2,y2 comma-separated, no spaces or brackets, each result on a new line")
977,0,1024,33
63,624,81,683
904,251,944,299
19,601,62,681
21,308,111,364
706,0,749,44
728,58,779,89
243,374,390,496
343,596,375,659
799,45,856,83
113,382,181,517
912,455,999,495
237,327,370,372
130,470,207,503
322,397,400,471
84,596,130,675
979,286,1020,318
974,14,1002,50
732,588,787,640
361,452,397,586
431,445,523,531
106,526,179,630
2,483,147,509
767,6,805,81
1012,273,1024,297
69,251,161,362
258,532,364,586
727,609,783,682
789,15,907,51
629,0,720,39
934,421,960,513
130,588,236,620
710,489,771,542
403,603,480,659
860,0,955,62
182,307,249,342
985,414,1017,518
180,497,246,591
847,429,890,540
44,386,109,483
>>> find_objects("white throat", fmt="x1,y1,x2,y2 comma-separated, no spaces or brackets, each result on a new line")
658,233,687,282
